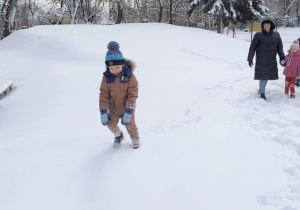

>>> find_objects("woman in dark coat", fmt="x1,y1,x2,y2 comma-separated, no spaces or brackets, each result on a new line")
247,19,286,100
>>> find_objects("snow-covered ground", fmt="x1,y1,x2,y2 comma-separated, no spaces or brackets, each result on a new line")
1,23,300,210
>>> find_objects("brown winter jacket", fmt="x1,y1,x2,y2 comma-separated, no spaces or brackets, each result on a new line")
99,59,138,115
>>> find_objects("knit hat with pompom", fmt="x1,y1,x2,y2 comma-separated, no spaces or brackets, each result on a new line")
105,41,125,66
290,40,300,51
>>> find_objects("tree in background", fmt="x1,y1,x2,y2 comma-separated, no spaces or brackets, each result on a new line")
16,0,50,27
187,0,267,33
0,0,284,39
234,0,268,23
78,0,105,23
68,0,81,24
1,0,17,38
78,0,103,23
116,0,123,24
55,0,65,24
158,0,163,22
282,0,296,16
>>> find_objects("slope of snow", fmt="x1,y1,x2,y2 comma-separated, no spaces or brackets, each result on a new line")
0,23,300,210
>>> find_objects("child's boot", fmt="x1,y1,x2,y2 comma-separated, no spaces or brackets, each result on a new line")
285,91,289,96
295,79,300,87
131,139,140,149
290,94,296,98
113,131,124,148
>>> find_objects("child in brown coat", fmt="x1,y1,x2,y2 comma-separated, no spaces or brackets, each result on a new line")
99,41,140,149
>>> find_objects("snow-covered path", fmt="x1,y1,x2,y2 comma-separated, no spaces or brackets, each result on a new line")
1,23,300,210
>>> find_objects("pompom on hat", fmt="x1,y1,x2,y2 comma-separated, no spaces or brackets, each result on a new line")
105,41,125,66
290,40,300,51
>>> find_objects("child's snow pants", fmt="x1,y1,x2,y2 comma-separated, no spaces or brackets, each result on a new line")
107,111,139,140
285,77,297,95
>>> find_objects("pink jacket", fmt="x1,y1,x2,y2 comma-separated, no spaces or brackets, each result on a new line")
283,50,300,77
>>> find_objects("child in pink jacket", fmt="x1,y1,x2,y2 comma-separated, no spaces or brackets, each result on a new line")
282,40,300,98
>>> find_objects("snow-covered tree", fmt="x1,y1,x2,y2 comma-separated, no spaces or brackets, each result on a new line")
69,0,81,24
282,0,296,16
55,0,65,24
234,0,268,23
187,0,268,30
249,0,268,20
77,0,104,23
158,0,163,22
1,0,17,38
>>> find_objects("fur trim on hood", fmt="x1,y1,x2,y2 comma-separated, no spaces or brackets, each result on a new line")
125,59,136,71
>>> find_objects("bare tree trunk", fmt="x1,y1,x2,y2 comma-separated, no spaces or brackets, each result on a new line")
3,0,15,38
158,0,163,22
217,13,222,34
1,0,9,13
116,1,123,24
3,3,11,38
134,0,143,22
23,0,35,27
283,0,296,16
70,0,81,24
58,0,65,24
10,0,16,31
169,0,173,24
108,0,114,24
296,0,300,26
145,0,149,20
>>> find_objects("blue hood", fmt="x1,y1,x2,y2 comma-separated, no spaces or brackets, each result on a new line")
103,64,133,84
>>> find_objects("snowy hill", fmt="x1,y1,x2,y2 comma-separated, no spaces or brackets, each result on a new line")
1,23,300,210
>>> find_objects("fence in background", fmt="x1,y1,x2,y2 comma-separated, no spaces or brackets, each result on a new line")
227,17,300,43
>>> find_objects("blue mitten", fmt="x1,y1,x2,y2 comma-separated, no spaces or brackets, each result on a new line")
119,108,133,126
100,109,111,126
